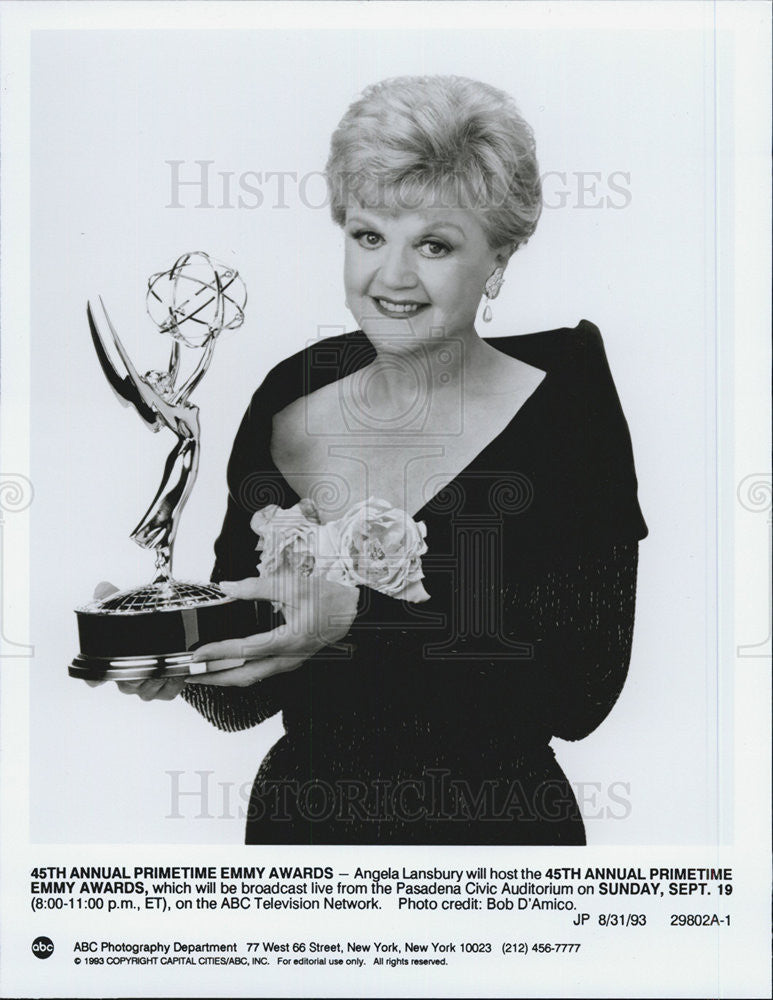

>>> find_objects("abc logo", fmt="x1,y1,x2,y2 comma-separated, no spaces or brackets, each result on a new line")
31,936,54,959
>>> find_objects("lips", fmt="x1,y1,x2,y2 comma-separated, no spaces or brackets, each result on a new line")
371,296,429,318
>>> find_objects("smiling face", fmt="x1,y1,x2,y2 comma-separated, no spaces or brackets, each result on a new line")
343,203,509,348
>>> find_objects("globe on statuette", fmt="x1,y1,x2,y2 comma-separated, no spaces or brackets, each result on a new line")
146,251,247,347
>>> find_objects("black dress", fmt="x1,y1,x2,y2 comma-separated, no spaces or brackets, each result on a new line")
182,320,648,845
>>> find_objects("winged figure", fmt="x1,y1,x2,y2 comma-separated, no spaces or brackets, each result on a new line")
87,298,216,584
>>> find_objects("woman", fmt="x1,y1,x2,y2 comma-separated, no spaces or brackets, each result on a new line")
118,76,647,845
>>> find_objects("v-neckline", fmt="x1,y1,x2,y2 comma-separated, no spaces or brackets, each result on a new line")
263,331,550,522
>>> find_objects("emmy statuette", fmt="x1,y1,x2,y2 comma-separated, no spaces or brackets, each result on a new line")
70,252,270,681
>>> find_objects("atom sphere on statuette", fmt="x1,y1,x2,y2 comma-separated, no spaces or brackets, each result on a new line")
146,251,248,348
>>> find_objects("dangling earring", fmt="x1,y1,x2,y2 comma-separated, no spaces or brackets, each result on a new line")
482,267,505,323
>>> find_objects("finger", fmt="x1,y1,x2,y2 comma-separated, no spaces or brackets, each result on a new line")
190,624,294,663
220,577,274,600
117,679,164,699
153,679,187,700
93,581,120,600
221,576,301,609
185,654,304,686
137,679,170,701
84,679,107,688
116,680,146,694
188,657,246,674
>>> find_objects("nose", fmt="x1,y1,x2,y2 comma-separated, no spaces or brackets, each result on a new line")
377,243,419,290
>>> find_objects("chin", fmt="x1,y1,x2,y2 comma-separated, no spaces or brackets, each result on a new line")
361,318,435,348
358,307,436,340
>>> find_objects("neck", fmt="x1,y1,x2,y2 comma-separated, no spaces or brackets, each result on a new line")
362,326,495,401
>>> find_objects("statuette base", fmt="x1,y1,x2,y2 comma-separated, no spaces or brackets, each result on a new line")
70,581,272,681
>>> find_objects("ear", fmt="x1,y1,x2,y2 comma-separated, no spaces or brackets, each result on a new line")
492,243,515,267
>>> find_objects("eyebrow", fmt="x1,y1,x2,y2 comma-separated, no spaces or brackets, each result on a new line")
420,220,466,236
345,216,375,229
346,215,467,238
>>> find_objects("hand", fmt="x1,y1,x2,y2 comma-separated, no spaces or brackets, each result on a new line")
185,570,360,687
83,581,186,701
85,676,188,700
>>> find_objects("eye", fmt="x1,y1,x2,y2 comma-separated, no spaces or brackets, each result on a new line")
418,239,451,259
351,229,384,249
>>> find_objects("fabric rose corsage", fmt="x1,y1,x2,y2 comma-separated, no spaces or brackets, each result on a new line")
324,497,429,602
250,498,323,577
250,496,429,603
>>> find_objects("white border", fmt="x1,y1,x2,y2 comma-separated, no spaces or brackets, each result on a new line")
1,2,770,997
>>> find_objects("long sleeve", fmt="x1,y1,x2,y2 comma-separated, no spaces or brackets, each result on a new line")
505,541,640,742
179,377,289,732
178,351,370,733
490,321,646,742
180,678,282,732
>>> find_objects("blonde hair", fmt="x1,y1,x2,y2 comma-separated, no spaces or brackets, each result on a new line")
326,75,542,252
